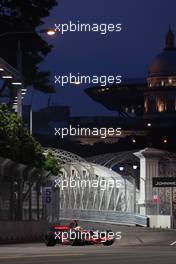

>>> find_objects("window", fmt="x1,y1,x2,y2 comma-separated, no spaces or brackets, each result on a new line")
156,96,167,112
169,78,172,85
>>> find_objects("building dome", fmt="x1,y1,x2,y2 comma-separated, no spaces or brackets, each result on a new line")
148,28,176,87
148,50,176,78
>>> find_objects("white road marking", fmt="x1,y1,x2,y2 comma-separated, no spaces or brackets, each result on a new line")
170,241,176,246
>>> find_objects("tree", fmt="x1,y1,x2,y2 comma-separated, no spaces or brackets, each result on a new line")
43,151,61,176
0,0,58,97
0,103,60,171
0,104,61,220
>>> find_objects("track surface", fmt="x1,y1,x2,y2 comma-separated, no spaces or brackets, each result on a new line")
0,223,176,263
0,242,176,264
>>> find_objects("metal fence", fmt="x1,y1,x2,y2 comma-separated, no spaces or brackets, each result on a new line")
60,209,148,227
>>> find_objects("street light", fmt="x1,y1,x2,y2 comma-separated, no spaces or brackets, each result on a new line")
133,165,138,170
46,29,56,36
2,75,13,79
12,82,22,85
0,29,56,38
0,28,56,117
147,123,152,127
132,138,136,144
163,138,168,144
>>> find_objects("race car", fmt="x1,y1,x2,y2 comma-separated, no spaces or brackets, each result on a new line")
44,224,115,246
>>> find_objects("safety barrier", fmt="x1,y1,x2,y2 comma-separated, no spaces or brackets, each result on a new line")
60,209,148,227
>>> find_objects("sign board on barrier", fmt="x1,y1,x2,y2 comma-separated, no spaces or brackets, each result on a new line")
152,177,176,188
44,187,52,203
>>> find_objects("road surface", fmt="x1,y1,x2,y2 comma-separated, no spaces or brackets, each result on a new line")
0,243,176,264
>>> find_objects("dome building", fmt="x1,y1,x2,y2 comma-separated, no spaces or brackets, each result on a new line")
86,28,176,124
84,28,176,151
148,29,176,87
144,29,176,117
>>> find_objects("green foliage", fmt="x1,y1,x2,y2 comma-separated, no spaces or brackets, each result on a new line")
0,0,58,93
43,152,61,176
0,104,43,167
0,104,60,175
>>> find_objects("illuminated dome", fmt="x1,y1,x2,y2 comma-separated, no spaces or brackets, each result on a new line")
148,29,176,87
149,50,176,78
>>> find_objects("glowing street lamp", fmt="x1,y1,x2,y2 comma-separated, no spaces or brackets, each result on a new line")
119,166,124,171
147,123,152,127
2,75,13,79
11,82,23,86
163,138,168,144
132,138,136,144
0,28,57,117
46,29,56,36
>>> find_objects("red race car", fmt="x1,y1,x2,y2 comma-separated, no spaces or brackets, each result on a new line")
45,224,115,246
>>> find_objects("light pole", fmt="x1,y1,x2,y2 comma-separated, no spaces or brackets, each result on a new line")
16,40,23,117
132,165,138,213
0,28,56,117
30,88,35,135
170,186,174,228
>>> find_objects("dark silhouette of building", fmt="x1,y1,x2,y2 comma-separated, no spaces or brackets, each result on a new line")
84,29,176,153
86,29,176,127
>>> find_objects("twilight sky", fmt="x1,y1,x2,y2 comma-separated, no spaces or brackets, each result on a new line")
25,0,176,116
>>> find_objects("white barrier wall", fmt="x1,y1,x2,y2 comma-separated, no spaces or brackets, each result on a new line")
149,215,171,228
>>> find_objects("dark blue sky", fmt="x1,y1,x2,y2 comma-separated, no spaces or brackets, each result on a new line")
25,0,176,116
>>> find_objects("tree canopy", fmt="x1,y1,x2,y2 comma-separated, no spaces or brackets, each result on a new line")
0,104,60,175
0,0,57,96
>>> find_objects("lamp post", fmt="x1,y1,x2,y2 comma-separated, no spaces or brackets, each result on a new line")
30,88,35,135
132,165,138,213
16,40,23,117
0,28,56,117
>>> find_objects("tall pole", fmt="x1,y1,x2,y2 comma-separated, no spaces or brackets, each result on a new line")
170,187,173,228
133,177,136,214
124,178,127,211
58,185,60,224
28,174,32,220
30,104,33,135
17,40,22,117
30,88,34,135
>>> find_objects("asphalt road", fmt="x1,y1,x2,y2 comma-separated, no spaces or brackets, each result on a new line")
0,243,176,264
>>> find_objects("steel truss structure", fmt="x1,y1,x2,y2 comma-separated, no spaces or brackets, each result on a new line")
45,148,136,213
